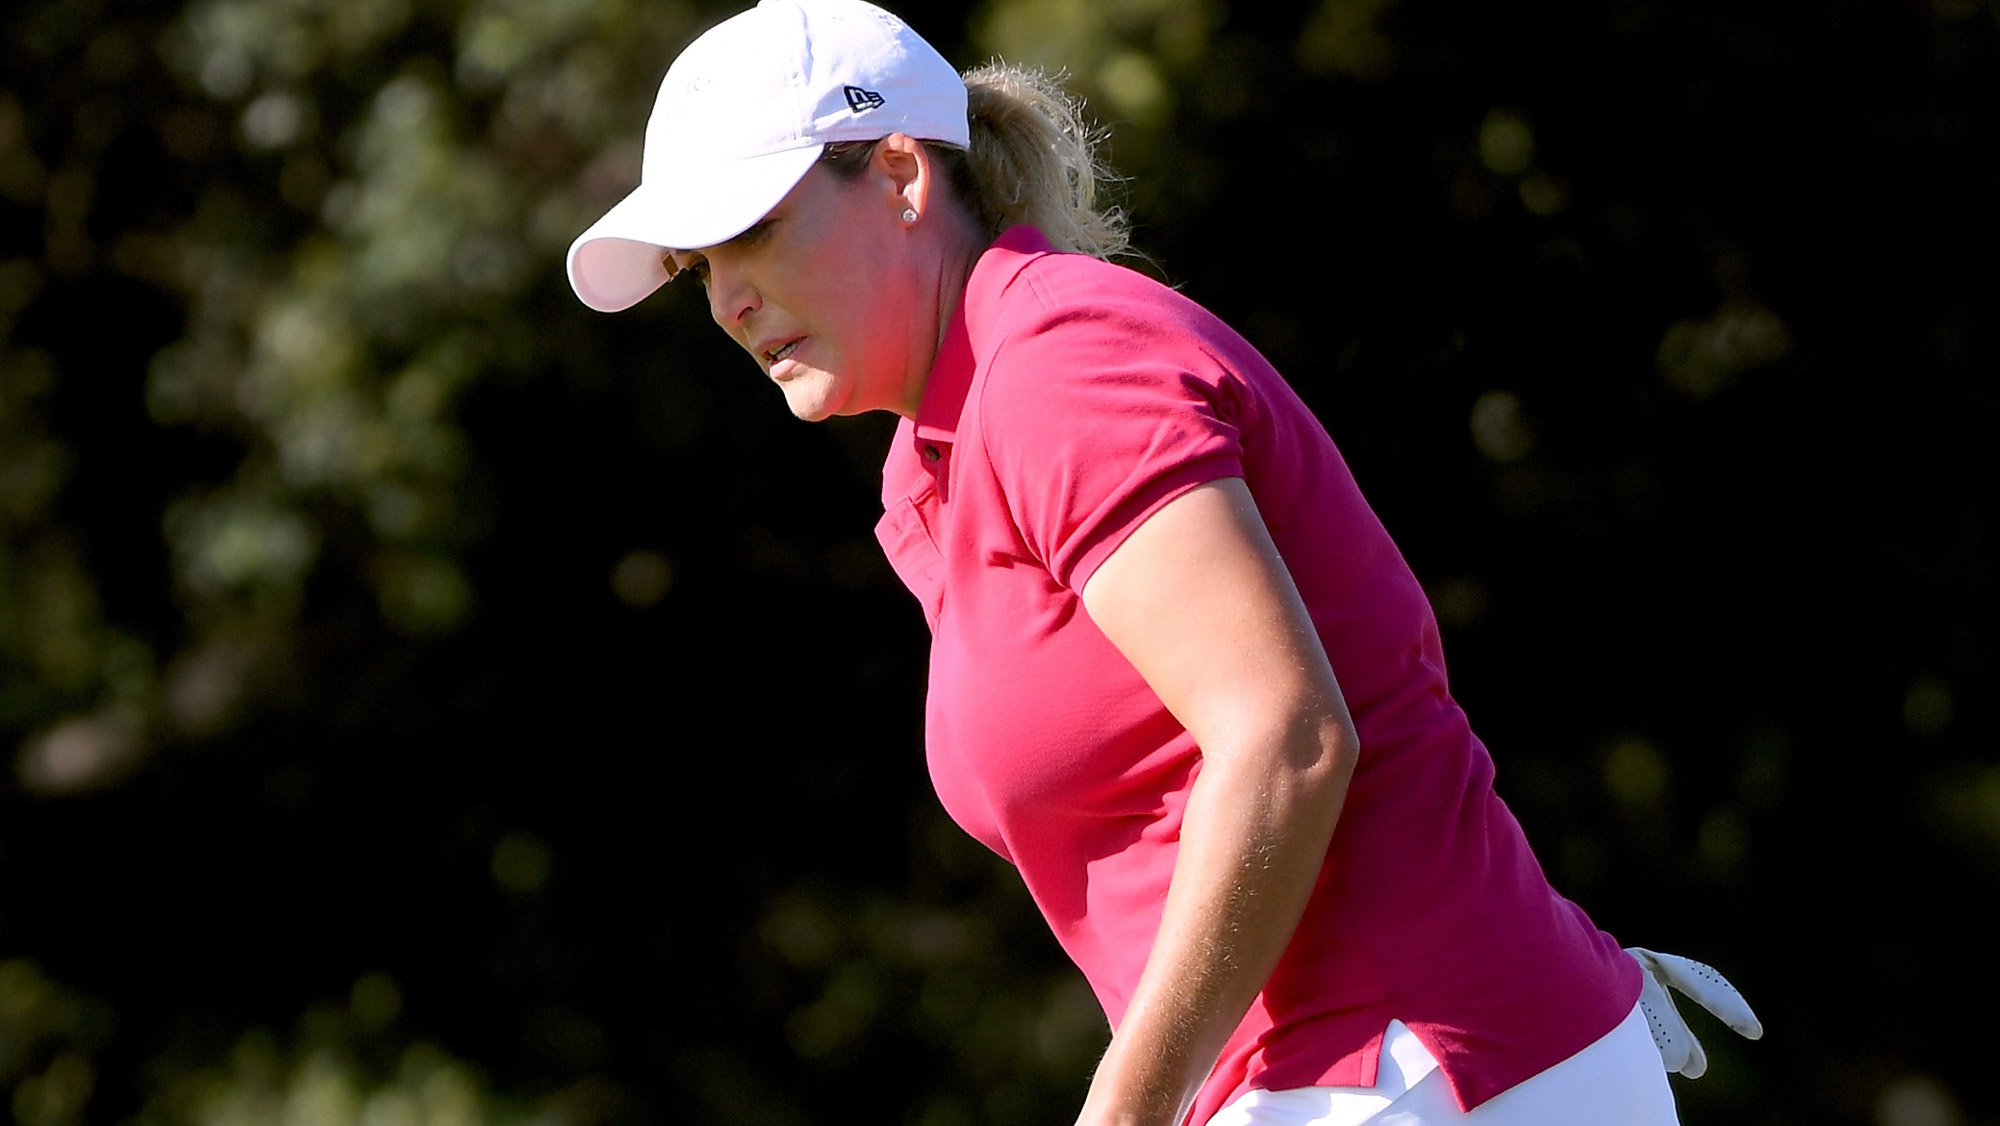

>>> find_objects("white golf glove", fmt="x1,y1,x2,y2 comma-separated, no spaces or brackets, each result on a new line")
1626,946,1763,1079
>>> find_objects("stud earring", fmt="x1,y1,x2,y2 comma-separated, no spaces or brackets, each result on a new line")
901,208,919,223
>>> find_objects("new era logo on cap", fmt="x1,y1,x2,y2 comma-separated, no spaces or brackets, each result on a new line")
843,85,886,112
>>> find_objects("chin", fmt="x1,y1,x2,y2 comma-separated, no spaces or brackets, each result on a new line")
780,388,844,423
777,370,854,423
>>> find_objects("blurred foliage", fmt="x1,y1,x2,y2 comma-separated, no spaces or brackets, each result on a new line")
2,959,113,1126
2,0,1996,1123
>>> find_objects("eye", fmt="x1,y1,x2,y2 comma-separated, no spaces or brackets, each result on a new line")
663,251,709,285
735,219,775,247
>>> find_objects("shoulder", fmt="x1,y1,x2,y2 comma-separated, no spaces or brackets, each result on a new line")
965,240,1270,424
963,227,1207,343
988,238,1200,330
971,256,1233,396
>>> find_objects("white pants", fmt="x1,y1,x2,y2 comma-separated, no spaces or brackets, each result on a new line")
1207,1002,1679,1126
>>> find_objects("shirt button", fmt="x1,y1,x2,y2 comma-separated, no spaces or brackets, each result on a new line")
922,444,942,462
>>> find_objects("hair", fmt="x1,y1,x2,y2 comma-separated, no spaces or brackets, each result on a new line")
820,62,1131,261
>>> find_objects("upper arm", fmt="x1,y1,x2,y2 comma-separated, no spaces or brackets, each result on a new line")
1079,477,1356,768
975,300,1249,590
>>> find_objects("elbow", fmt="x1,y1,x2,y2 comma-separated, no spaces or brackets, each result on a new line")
1298,713,1359,808
1278,701,1360,787
1212,708,1358,819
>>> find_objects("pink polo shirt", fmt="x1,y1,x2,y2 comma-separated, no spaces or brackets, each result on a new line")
874,227,1639,1125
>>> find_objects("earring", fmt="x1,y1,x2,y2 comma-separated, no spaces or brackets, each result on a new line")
901,208,919,223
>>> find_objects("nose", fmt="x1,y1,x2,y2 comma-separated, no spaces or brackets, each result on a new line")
705,258,760,331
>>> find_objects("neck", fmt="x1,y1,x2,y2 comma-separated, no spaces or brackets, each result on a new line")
894,208,992,420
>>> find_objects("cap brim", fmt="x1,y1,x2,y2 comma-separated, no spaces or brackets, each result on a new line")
566,144,824,313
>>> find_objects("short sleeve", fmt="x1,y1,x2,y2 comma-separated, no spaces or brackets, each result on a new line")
974,288,1255,592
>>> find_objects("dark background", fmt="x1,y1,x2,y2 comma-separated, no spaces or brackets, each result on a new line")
2,0,1993,1123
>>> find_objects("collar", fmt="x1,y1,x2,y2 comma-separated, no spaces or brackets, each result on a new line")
911,304,974,453
909,225,1058,455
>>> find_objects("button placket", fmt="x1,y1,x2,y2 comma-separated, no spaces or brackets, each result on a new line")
917,439,951,499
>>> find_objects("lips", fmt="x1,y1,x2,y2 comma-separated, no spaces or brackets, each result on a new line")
756,334,804,384
754,335,805,378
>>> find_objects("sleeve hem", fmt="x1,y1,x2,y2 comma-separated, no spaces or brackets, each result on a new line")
1062,453,1243,593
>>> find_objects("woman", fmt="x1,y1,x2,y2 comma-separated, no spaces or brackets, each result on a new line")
565,2,1761,1123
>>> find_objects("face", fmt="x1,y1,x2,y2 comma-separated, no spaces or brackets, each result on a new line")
665,160,921,422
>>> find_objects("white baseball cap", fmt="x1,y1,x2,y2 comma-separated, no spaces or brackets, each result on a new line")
566,0,970,312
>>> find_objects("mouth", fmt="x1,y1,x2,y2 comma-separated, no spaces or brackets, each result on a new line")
765,339,802,365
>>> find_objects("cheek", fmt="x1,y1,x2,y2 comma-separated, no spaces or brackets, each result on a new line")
785,224,908,370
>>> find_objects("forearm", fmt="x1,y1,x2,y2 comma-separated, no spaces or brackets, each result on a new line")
1075,713,1357,1126
1074,478,1362,1126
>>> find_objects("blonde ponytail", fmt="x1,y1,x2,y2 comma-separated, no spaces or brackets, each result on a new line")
954,63,1130,260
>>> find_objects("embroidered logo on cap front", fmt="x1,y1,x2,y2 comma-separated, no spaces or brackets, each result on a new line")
843,85,886,112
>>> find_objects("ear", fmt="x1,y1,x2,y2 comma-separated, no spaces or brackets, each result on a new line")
869,132,935,222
